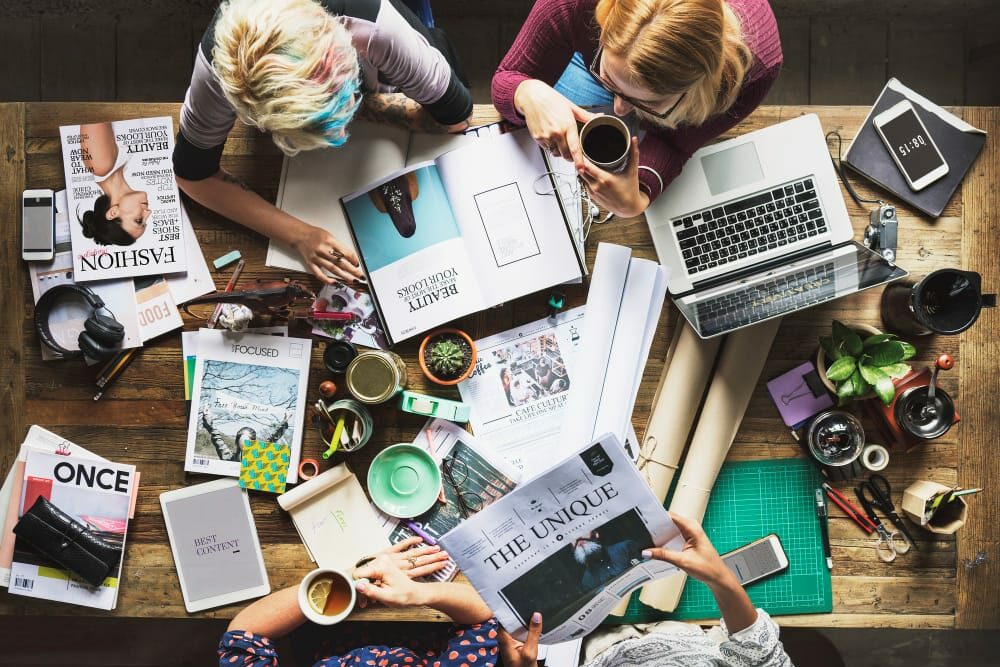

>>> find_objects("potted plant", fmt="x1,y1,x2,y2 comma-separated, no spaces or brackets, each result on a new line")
419,328,477,385
817,320,916,405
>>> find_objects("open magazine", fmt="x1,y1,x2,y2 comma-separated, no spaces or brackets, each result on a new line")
59,116,187,282
341,130,585,344
440,434,683,643
185,330,312,482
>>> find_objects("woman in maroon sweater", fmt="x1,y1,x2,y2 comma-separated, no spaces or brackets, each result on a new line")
493,0,782,217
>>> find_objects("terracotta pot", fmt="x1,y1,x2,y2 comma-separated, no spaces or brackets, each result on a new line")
418,328,477,386
815,323,882,398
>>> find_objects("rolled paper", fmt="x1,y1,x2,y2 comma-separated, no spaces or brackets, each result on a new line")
607,320,722,618
639,316,782,612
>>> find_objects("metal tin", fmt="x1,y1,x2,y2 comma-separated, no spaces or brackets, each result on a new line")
315,398,374,452
894,386,956,440
346,350,407,404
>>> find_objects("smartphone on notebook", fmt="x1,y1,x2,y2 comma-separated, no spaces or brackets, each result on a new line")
721,534,788,586
873,100,949,191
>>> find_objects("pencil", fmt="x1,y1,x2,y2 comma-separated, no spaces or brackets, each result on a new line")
96,347,138,388
93,348,140,401
208,259,246,329
404,520,438,546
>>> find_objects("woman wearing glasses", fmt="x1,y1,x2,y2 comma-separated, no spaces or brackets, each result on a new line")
492,0,781,218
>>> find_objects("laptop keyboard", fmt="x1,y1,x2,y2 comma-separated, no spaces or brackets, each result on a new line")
672,176,828,275
694,262,836,336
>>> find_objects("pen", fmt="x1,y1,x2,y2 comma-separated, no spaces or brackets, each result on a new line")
426,428,446,504
208,259,245,329
815,488,833,570
404,520,438,546
309,310,357,322
93,348,140,401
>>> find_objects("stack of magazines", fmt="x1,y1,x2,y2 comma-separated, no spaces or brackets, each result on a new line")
0,426,139,610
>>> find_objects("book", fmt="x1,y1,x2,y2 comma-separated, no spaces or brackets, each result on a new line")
59,116,187,282
160,479,270,612
374,419,519,582
185,329,312,482
134,276,183,343
181,326,289,401
0,426,140,588
8,449,136,610
239,440,291,495
341,129,585,344
276,464,390,572
844,78,987,218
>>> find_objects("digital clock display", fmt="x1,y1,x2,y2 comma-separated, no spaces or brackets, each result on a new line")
880,108,945,181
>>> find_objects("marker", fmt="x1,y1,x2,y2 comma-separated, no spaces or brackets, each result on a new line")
815,488,833,570
404,520,438,547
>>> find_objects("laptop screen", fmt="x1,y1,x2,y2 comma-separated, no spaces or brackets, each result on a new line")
675,242,907,338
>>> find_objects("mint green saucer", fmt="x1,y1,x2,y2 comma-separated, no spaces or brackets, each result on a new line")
367,444,442,518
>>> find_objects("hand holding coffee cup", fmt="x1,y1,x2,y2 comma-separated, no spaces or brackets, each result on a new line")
580,115,632,173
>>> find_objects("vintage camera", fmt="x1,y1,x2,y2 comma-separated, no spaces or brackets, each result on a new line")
864,203,898,265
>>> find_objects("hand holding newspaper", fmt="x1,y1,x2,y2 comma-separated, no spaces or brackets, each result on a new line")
440,434,683,643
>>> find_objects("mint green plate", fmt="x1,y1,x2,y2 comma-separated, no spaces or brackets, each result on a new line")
367,444,442,518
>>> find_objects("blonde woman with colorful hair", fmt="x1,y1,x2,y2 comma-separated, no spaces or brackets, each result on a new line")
175,0,473,283
493,0,782,218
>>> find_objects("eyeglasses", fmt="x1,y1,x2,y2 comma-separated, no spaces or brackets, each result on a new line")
589,48,686,119
442,456,484,518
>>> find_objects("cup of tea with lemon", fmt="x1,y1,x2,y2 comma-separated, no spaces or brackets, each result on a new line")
298,568,358,625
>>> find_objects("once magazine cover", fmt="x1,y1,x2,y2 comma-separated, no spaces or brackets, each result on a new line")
8,449,136,610
186,330,312,483
59,116,187,282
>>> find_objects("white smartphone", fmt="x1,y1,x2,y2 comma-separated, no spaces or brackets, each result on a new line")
22,188,56,261
873,100,949,191
721,533,789,586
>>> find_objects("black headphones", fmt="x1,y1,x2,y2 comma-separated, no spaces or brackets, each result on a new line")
34,284,125,361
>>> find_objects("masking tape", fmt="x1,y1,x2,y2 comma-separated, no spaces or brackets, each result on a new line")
298,458,320,480
862,444,889,472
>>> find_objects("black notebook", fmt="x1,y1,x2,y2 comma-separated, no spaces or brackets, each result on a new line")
844,79,987,218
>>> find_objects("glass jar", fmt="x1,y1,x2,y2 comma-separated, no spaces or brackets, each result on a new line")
345,350,408,404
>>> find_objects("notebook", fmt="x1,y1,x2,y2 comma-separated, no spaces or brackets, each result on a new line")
844,78,987,218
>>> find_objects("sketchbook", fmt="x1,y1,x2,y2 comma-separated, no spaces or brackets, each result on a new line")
341,130,585,344
185,329,312,482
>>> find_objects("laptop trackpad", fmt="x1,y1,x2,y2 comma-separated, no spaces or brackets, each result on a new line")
701,142,764,196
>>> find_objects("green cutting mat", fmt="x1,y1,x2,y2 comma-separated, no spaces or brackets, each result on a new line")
612,458,832,622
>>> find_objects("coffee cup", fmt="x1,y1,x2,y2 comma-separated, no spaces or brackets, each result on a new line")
298,568,361,625
580,115,631,172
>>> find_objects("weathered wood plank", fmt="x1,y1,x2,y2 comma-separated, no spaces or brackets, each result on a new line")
0,18,41,102
956,107,999,629
40,16,116,101
888,21,965,106
0,104,27,476
117,13,194,102
766,16,810,105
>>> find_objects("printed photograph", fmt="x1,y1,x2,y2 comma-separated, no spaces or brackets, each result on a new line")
499,508,653,629
343,165,461,272
73,122,151,246
492,333,570,407
311,282,389,349
195,360,299,463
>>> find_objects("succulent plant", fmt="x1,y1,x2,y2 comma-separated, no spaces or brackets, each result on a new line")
426,338,468,378
820,320,916,406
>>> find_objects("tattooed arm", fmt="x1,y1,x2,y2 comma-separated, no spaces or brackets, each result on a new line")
358,93,470,134
175,169,363,285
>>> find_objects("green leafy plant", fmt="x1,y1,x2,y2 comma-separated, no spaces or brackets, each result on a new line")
426,338,468,378
820,320,916,405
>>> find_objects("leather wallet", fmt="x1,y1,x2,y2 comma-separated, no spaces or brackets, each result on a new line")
13,496,122,587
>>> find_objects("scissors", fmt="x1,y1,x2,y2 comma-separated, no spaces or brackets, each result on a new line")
859,475,919,549
854,476,913,562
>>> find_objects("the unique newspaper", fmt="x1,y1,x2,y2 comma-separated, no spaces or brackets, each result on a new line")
440,434,683,643
457,307,584,471
59,116,187,282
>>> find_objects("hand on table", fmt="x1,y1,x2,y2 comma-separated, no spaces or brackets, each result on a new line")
354,538,450,608
291,223,363,285
578,137,649,218
498,611,543,667
642,512,734,589
514,79,595,167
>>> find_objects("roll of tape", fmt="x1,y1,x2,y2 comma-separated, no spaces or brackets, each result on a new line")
862,444,890,472
298,458,320,480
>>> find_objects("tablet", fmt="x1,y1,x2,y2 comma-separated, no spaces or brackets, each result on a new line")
160,478,270,612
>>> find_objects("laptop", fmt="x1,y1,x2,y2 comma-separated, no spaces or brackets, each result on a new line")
646,113,907,338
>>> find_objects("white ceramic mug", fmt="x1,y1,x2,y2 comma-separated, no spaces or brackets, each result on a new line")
297,568,360,625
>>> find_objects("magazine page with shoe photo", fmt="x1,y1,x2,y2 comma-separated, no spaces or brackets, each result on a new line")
440,434,683,643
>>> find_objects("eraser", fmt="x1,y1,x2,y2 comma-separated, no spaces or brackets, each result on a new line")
213,250,242,270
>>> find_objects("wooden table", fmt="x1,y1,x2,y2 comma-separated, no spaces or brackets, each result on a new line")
1,103,996,629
